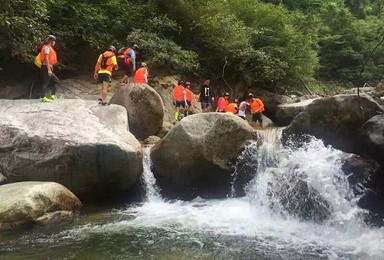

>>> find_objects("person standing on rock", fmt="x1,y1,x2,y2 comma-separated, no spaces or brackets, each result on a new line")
199,79,214,112
238,97,251,120
185,82,194,116
117,44,139,84
134,62,149,84
94,46,118,106
249,93,265,127
39,35,59,102
174,81,187,121
217,92,230,112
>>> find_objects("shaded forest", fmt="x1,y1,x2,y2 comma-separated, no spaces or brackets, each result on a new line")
1,0,384,93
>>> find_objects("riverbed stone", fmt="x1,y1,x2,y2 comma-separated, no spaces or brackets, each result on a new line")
0,182,82,229
275,98,318,126
360,115,384,164
283,94,384,153
110,83,164,139
151,113,256,199
0,99,143,200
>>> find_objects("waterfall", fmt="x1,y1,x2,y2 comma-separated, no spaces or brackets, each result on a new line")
141,145,162,202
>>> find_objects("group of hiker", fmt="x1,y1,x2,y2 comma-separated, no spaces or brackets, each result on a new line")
173,79,265,127
36,35,265,126
36,35,148,104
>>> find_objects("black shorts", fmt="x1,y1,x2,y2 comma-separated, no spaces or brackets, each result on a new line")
117,58,134,76
98,73,111,83
175,100,186,108
186,101,192,107
252,112,263,123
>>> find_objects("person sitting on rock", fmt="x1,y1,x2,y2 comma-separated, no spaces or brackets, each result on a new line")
117,44,139,84
93,46,118,106
134,62,149,84
225,99,239,115
249,93,265,127
174,81,187,121
185,82,194,116
217,92,230,112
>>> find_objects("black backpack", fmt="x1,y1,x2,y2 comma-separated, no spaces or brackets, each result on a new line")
100,54,112,69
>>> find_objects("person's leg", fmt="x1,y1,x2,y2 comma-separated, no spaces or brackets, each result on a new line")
40,66,51,100
101,81,109,103
50,73,60,99
258,113,263,127
175,101,180,121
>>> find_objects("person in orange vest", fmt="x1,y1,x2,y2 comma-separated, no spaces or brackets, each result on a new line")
93,46,118,105
217,93,230,112
39,35,59,102
134,62,149,83
225,99,239,115
117,44,139,84
248,93,265,127
185,82,194,116
173,80,187,121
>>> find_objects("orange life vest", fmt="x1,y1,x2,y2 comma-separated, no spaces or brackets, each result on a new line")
117,48,135,64
250,98,265,114
134,67,149,83
40,45,57,65
225,103,238,114
186,89,194,101
174,85,185,100
217,97,229,111
97,51,115,74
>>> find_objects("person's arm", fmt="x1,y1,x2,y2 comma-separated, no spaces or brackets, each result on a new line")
183,89,187,106
144,69,148,83
130,50,136,71
44,46,52,76
112,56,118,70
210,86,214,102
93,55,101,80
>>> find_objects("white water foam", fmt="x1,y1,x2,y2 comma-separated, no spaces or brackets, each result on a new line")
22,132,384,259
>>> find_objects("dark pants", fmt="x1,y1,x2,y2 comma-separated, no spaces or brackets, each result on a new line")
40,65,59,98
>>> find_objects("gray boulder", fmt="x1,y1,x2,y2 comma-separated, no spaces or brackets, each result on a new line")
275,98,318,126
156,121,174,138
360,115,384,163
0,182,81,229
0,99,142,200
110,83,164,139
283,94,383,152
151,113,256,199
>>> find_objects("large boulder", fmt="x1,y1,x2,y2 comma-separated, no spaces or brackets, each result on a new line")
0,182,81,229
110,83,164,139
360,115,384,164
275,98,318,126
283,94,383,153
0,99,142,200
151,113,256,199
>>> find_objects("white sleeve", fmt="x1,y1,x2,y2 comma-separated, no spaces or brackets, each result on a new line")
44,46,50,55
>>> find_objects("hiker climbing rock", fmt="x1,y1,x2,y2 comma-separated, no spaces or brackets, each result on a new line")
94,46,118,106
174,81,187,121
134,62,149,84
217,92,229,112
39,35,59,102
117,44,139,84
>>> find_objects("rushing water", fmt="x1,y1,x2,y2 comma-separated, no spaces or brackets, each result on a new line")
1,131,384,259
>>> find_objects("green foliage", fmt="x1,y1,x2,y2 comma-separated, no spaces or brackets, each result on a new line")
1,0,384,93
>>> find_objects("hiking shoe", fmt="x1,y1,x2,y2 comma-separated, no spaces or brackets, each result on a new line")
41,97,53,102
101,102,111,106
50,95,57,100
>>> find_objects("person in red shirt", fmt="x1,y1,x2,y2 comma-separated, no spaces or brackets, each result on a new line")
217,93,230,112
39,35,59,102
134,62,149,83
249,93,265,127
185,82,194,115
174,81,187,121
